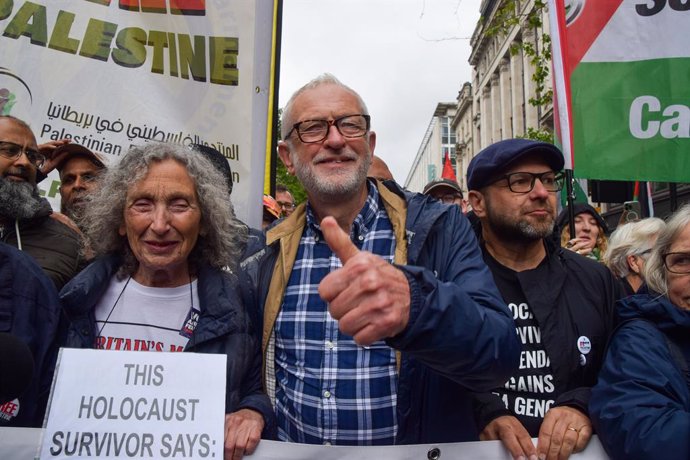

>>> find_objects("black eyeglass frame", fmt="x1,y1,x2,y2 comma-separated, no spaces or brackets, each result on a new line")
276,200,295,210
0,140,46,169
662,251,690,274
493,171,564,194
283,114,371,143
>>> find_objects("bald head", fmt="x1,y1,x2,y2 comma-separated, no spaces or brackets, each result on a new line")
368,155,393,181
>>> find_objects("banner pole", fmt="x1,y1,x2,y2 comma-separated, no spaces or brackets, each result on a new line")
565,169,576,238
669,183,678,213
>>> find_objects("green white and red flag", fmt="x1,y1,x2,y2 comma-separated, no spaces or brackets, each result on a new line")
549,0,690,182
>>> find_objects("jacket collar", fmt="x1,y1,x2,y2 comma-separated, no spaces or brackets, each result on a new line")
61,255,245,346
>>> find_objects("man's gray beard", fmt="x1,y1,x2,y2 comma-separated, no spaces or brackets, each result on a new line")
62,205,84,228
0,177,44,220
486,202,555,243
291,151,371,200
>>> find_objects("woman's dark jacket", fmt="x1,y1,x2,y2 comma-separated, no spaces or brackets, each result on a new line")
60,255,275,436
590,293,690,460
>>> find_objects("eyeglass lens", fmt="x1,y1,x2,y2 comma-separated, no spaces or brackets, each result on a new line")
0,141,45,168
295,115,369,143
664,252,690,274
505,172,562,193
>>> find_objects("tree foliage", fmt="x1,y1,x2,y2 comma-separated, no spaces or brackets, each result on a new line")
273,108,307,204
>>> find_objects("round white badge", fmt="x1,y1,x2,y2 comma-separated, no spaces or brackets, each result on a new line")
580,354,587,366
577,336,592,354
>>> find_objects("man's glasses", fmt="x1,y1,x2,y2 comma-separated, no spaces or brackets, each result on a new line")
494,171,564,193
277,200,295,211
284,114,371,143
0,140,46,169
435,193,463,204
663,252,690,274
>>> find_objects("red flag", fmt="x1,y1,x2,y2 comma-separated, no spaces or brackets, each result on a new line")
441,152,457,181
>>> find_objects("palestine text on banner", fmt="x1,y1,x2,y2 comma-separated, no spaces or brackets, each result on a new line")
39,349,226,460
0,0,278,225
551,0,690,182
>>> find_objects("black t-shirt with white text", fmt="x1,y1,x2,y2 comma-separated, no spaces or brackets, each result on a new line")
484,252,558,436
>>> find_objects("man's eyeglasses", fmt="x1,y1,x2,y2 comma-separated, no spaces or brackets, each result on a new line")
276,200,295,211
284,114,371,144
663,252,690,274
494,171,564,194
435,193,463,204
0,140,46,169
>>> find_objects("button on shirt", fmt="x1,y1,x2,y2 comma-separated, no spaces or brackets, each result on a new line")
274,182,399,445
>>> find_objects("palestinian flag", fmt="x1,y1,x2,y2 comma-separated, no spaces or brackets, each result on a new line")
549,0,690,182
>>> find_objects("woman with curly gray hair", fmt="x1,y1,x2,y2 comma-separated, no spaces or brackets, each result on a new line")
591,204,690,460
60,143,273,459
603,217,666,295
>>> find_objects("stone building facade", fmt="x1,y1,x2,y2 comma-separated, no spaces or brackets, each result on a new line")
406,0,554,193
403,102,457,193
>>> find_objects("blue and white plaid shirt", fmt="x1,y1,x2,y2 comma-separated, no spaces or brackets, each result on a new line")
274,182,399,445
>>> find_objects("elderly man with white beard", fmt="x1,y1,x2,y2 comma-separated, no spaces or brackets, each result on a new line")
0,115,81,290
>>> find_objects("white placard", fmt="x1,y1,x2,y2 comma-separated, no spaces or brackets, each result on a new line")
39,349,226,460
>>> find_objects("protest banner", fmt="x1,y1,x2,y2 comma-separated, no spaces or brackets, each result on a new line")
549,0,690,182
0,0,279,225
39,349,226,460
3,428,611,460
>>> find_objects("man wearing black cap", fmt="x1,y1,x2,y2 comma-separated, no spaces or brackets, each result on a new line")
52,143,106,230
423,178,468,213
466,139,619,460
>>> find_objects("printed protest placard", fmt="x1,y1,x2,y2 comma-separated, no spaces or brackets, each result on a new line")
40,349,226,459
0,0,279,225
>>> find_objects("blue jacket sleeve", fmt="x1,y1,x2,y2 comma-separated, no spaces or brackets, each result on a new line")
387,207,520,392
590,321,690,460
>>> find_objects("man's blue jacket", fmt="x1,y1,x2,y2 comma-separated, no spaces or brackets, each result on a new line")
590,293,690,459
240,180,520,443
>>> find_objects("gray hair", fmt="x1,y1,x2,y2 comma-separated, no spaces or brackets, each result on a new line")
280,73,369,140
604,217,666,277
645,204,690,295
83,142,247,276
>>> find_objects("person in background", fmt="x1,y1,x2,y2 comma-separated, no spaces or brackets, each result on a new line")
275,184,296,218
190,144,263,259
191,144,234,196
367,155,394,182
0,242,61,427
557,203,609,261
0,115,81,290
60,142,272,459
262,194,281,230
423,178,468,213
242,73,519,445
466,139,619,460
603,217,666,295
52,144,107,230
590,204,690,460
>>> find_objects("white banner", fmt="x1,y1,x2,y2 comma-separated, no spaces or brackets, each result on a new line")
2,428,611,460
0,0,278,225
39,349,226,460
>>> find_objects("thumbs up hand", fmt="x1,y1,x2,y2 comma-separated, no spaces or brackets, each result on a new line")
318,216,410,346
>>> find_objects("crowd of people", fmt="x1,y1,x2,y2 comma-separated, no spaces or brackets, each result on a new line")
0,74,688,460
